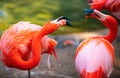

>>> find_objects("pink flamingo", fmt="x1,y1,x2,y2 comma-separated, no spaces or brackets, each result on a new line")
0,16,72,78
75,9,118,78
88,0,120,19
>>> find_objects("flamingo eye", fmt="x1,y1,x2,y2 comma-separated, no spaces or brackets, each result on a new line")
88,0,98,3
88,0,93,3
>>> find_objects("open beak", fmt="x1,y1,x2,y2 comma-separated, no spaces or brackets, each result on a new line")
57,16,72,26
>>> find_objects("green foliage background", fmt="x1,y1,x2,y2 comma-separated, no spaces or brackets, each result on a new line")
0,0,119,35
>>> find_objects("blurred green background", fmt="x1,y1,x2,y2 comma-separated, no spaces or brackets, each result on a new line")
0,0,119,35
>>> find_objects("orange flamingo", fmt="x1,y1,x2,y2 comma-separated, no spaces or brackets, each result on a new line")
88,0,120,19
75,9,118,78
0,16,72,78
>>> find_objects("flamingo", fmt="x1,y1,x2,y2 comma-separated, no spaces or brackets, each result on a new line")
75,9,118,78
88,0,120,19
0,16,72,78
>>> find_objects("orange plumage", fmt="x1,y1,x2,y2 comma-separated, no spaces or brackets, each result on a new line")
75,10,118,78
0,16,72,78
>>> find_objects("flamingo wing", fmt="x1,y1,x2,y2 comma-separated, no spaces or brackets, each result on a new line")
47,39,58,59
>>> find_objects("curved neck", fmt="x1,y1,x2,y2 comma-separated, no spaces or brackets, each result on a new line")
13,22,59,70
101,15,118,43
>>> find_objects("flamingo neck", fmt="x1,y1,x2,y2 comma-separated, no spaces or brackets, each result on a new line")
31,21,59,58
13,22,59,70
31,21,59,66
101,15,118,43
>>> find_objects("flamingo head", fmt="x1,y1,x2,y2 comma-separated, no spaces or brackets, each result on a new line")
54,16,72,26
42,16,72,35
88,0,107,10
84,9,106,21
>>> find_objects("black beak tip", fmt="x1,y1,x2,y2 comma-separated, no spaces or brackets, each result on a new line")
57,16,71,22
84,9,94,15
66,20,72,26
57,16,72,26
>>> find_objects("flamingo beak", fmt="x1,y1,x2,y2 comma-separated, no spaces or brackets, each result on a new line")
84,9,106,20
84,9,94,16
93,9,106,20
84,9,94,18
57,16,72,26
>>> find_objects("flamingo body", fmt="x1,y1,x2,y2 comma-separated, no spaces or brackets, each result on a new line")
88,0,120,19
75,37,114,78
0,21,57,69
